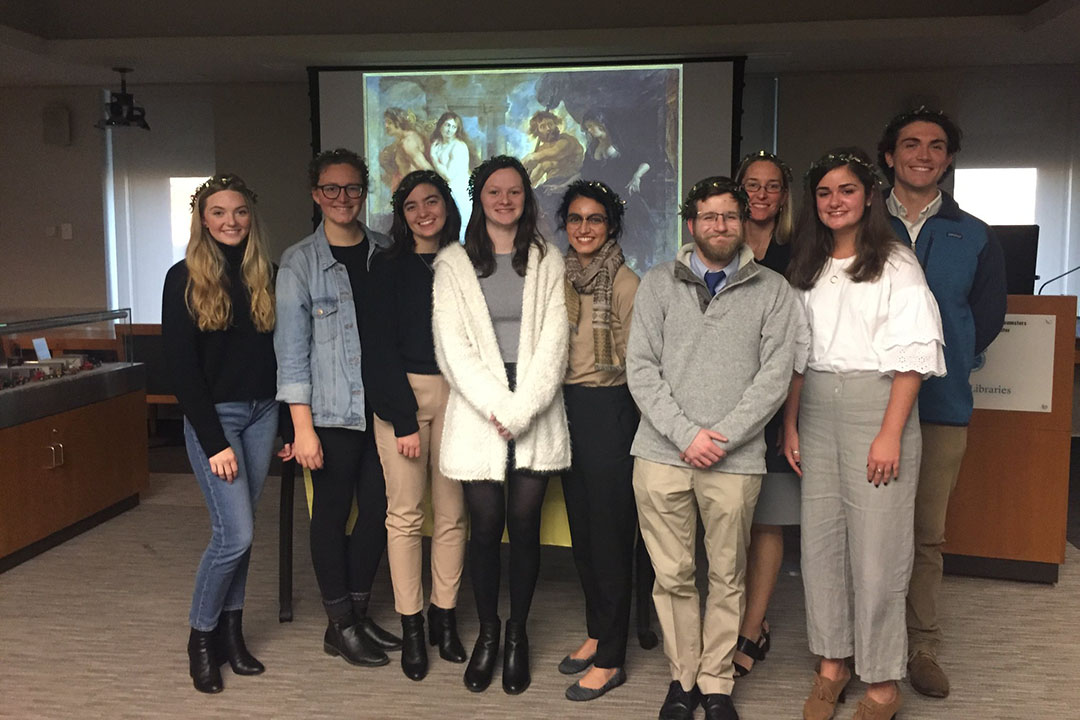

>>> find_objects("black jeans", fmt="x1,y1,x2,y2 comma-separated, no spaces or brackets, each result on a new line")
562,383,639,668
309,426,388,621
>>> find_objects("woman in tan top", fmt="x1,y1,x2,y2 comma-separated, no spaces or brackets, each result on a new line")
556,180,641,702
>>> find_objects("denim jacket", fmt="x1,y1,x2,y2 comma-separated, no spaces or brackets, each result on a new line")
274,220,390,430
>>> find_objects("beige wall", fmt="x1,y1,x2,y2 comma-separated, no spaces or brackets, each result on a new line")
210,83,312,260
0,82,311,314
0,86,109,310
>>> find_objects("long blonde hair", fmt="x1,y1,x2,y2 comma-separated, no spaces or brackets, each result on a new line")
185,174,275,333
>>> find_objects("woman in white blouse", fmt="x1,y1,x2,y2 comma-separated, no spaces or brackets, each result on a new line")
782,148,945,720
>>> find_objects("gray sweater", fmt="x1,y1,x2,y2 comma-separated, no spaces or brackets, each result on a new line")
627,243,807,474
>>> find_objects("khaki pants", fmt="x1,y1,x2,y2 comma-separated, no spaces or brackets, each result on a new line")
633,457,760,695
906,423,968,657
373,373,466,616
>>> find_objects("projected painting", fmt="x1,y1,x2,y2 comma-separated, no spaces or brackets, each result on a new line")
363,64,681,272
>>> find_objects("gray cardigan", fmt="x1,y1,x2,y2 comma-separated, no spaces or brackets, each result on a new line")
627,243,807,474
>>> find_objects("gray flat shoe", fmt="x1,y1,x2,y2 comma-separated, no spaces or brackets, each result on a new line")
558,652,595,675
565,668,627,701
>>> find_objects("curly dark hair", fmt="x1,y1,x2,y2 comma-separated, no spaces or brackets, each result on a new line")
387,170,462,257
464,155,545,278
528,110,561,138
308,148,369,191
679,176,749,221
877,107,962,184
555,180,625,240
787,147,902,290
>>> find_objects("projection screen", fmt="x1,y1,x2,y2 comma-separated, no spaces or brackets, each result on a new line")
313,59,740,273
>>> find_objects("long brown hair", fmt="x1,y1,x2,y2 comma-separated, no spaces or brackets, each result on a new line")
463,155,545,277
185,174,275,332
787,148,901,290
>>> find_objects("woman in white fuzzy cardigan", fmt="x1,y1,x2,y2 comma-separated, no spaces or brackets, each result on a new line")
432,156,570,696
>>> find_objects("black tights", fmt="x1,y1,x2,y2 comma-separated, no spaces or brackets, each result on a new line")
309,426,387,621
462,474,549,625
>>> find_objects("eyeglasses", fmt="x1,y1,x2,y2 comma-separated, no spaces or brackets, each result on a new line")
566,213,608,228
317,184,364,199
743,180,784,194
695,212,741,226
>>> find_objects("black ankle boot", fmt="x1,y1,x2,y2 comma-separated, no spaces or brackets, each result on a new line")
400,613,428,680
463,619,500,692
352,592,403,651
188,627,224,693
502,620,531,695
323,616,389,667
216,609,265,675
428,605,466,663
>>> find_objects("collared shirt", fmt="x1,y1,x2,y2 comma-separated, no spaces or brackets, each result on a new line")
887,189,943,245
688,249,738,294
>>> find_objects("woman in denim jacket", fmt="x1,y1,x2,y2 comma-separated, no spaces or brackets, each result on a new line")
275,149,401,667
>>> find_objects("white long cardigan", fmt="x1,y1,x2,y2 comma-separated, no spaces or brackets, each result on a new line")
432,241,571,481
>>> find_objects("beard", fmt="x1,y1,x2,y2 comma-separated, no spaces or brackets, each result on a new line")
694,232,744,266
538,127,560,143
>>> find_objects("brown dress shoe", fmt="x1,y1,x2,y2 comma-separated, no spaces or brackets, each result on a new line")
851,690,903,720
908,650,950,698
803,669,851,720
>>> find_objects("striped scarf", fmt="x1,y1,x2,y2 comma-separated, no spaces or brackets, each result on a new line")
564,239,625,372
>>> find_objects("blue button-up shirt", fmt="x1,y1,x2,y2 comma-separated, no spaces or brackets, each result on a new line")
688,248,738,294
274,220,390,431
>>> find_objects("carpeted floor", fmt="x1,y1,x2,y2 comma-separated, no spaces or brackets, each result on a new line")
1,444,1077,719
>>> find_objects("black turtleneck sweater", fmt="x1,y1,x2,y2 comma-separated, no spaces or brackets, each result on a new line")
161,240,283,456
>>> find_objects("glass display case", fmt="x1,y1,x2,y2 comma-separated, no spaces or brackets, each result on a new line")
0,308,148,570
0,308,132,390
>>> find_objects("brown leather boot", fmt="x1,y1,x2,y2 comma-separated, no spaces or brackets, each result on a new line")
908,650,950,698
802,668,851,720
852,688,903,720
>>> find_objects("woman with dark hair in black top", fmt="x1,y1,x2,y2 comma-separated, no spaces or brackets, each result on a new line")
366,170,468,681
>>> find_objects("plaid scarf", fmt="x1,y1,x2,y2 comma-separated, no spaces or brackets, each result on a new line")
564,239,625,372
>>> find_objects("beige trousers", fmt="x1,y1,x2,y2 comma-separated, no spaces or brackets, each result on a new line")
373,373,466,616
906,423,968,656
633,457,761,696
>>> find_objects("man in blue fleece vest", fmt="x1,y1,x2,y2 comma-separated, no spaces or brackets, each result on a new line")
877,108,1007,699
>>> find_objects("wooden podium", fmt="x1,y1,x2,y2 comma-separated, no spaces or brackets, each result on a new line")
942,295,1075,583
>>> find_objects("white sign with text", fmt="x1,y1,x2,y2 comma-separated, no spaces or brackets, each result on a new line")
969,313,1054,412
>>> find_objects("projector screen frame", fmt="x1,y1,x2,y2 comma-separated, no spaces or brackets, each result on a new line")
307,55,746,269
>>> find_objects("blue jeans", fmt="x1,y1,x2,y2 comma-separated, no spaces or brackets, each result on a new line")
186,399,279,631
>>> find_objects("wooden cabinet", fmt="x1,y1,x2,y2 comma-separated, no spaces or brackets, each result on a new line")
0,390,148,562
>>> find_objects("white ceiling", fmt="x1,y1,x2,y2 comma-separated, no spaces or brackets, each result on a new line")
1,0,1078,86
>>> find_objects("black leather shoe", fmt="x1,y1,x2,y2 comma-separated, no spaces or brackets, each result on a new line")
359,617,403,652
502,620,531,695
463,620,500,692
702,693,739,720
188,628,224,694
428,605,467,663
216,609,264,676
659,681,700,720
400,613,428,681
323,619,390,667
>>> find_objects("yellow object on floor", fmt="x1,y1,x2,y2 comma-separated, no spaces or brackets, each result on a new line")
302,468,571,547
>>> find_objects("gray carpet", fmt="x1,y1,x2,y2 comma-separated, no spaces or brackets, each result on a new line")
1,469,1077,719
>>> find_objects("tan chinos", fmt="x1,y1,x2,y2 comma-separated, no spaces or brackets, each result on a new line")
633,457,761,696
373,373,466,615
907,423,968,656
